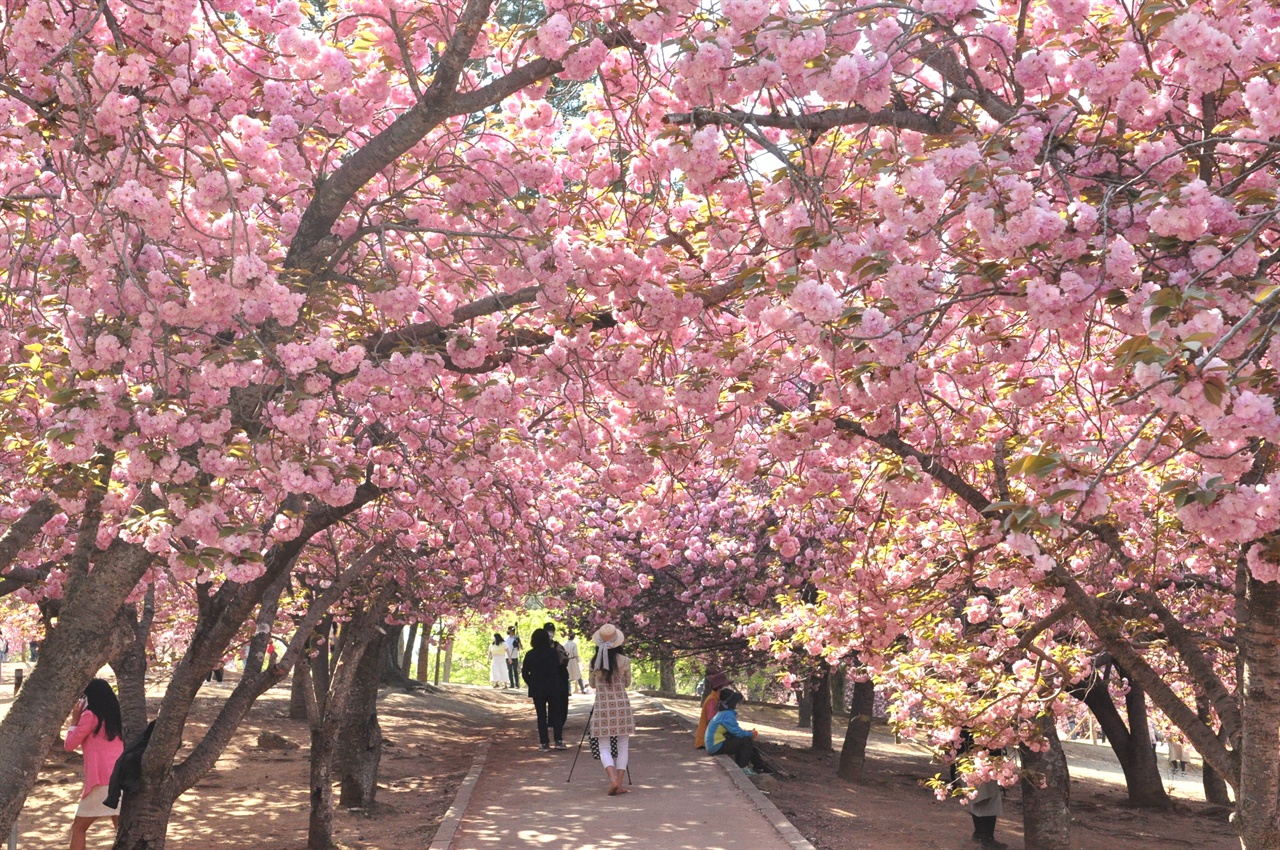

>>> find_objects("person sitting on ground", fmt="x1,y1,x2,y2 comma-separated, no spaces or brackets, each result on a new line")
704,688,764,774
695,670,730,749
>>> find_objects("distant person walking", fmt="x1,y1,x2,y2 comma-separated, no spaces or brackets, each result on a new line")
588,624,634,795
523,628,569,750
489,633,509,688
563,630,585,694
64,678,125,850
505,626,522,689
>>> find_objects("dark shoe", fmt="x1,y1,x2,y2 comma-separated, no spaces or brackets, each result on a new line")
554,741,567,750
540,744,551,752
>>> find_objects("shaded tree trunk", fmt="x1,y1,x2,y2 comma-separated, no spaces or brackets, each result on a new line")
307,596,390,850
114,509,382,850
400,623,418,679
810,663,832,752
413,621,433,683
110,587,156,743
1237,572,1280,849
290,661,310,721
338,628,387,810
0,537,150,838
659,653,676,693
830,665,846,715
838,677,875,782
1197,695,1233,806
1020,715,1071,850
1068,668,1170,808
797,687,812,728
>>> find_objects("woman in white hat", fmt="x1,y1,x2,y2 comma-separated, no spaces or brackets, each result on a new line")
588,623,634,795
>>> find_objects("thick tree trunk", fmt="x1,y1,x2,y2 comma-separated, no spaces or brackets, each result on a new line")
797,687,812,728
308,725,337,850
337,629,387,810
658,653,676,693
113,519,381,850
810,663,833,752
830,665,846,715
838,677,875,782
1236,573,1280,849
0,540,150,838
442,636,454,683
307,597,389,850
113,779,179,850
1020,715,1071,850
290,661,310,721
111,589,156,743
1069,672,1170,808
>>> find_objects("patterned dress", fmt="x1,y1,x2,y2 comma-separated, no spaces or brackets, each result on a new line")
589,654,635,737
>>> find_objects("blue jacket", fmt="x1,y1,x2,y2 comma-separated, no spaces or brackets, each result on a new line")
705,709,751,753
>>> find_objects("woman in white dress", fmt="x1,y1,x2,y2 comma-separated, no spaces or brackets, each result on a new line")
488,633,509,687
588,624,634,795
563,631,585,693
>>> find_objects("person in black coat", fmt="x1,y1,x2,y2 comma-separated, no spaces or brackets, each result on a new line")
522,628,570,751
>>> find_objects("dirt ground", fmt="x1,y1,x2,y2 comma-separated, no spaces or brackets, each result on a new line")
0,666,1241,849
661,697,1238,850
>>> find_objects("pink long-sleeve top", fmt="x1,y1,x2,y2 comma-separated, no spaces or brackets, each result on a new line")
64,709,124,798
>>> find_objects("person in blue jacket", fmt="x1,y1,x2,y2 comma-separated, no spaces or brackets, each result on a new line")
704,688,764,774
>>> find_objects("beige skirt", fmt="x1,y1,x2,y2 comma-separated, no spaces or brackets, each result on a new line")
76,785,120,818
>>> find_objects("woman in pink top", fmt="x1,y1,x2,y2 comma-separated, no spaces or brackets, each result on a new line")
64,678,125,850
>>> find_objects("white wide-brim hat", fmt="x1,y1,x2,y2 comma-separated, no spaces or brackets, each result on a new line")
591,624,625,649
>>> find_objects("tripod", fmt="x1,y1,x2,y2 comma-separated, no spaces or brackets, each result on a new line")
566,705,632,786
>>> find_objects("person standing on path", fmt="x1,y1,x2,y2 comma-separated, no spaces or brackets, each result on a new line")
588,623,634,796
488,633,510,688
523,628,569,750
563,630,585,694
505,626,522,689
543,621,572,726
64,678,125,850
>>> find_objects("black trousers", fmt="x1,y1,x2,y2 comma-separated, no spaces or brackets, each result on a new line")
532,693,567,745
507,659,519,688
717,735,757,768
971,814,997,840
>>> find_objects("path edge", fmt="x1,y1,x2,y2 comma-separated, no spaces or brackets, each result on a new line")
426,738,490,850
645,695,817,850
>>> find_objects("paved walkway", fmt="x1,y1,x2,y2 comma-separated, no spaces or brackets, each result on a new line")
432,693,813,850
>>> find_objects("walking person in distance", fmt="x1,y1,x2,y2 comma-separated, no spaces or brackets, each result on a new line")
522,628,569,751
488,633,509,688
588,623,634,795
64,678,125,850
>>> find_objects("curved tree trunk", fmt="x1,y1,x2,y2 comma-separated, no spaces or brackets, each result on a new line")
830,665,846,715
838,677,876,783
810,662,833,752
797,687,812,729
0,540,150,839
1069,670,1170,808
1020,715,1071,850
